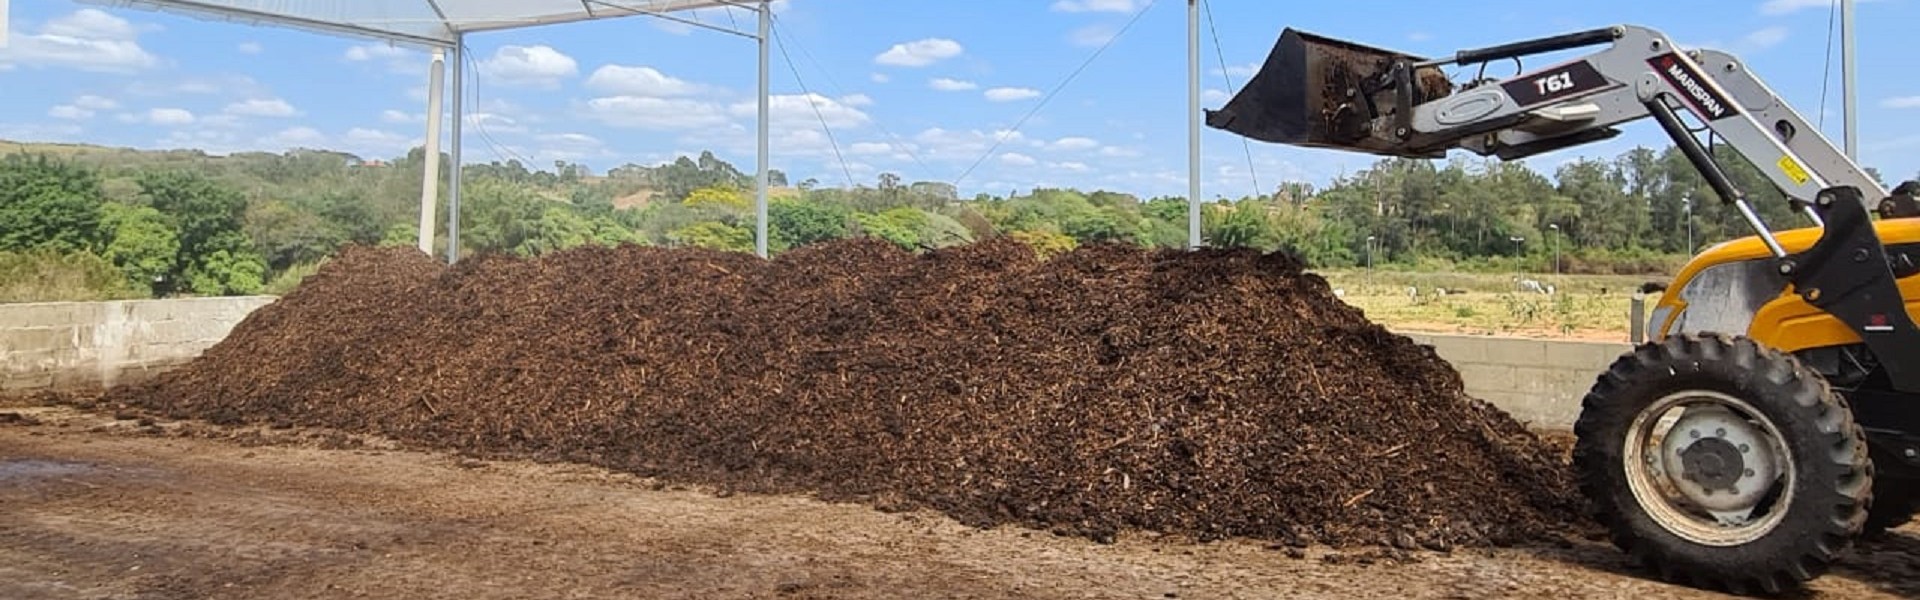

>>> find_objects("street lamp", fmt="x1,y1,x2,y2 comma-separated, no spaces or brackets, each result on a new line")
1547,223,1560,275
1684,193,1695,253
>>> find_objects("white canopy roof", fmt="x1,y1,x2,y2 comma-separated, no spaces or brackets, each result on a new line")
78,0,747,48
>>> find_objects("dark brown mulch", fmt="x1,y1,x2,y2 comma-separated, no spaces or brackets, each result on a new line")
87,238,1585,549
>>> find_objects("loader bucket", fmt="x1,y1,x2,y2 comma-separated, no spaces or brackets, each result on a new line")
1205,28,1453,155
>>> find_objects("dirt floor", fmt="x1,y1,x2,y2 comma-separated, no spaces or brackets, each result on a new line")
6,405,1920,600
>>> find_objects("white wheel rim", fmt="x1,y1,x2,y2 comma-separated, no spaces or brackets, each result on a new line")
1623,389,1796,547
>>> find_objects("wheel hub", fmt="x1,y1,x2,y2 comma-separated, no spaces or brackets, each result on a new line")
1659,404,1780,516
1679,437,1745,490
1624,391,1794,546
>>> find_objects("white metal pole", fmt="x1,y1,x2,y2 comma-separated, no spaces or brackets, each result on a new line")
447,35,465,263
1841,0,1858,159
417,48,446,255
1186,0,1201,249
756,1,771,258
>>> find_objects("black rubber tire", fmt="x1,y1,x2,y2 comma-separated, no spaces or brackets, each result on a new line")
1572,332,1874,596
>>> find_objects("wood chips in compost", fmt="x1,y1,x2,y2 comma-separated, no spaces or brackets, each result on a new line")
95,238,1585,549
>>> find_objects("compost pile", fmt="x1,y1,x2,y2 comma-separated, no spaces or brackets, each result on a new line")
102,238,1583,549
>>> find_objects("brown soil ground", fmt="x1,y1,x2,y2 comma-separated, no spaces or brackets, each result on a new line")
5,404,1919,600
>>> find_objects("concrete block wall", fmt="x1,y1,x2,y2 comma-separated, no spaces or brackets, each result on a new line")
1403,332,1633,428
1,296,278,393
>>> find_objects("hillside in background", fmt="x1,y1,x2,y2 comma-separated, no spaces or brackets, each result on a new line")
3,136,1889,305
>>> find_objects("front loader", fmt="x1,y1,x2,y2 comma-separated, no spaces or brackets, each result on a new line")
1207,24,1920,594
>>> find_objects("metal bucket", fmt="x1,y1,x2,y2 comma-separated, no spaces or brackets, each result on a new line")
1204,28,1453,156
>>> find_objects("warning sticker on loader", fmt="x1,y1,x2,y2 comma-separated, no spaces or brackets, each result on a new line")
1777,156,1811,186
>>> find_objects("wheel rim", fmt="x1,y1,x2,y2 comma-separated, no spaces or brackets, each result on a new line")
1623,389,1795,547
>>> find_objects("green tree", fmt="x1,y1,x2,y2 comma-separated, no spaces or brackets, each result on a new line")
98,202,180,293
768,200,849,251
137,169,268,295
0,154,106,253
669,221,754,252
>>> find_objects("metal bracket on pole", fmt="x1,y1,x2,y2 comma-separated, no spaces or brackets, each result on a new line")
0,0,11,48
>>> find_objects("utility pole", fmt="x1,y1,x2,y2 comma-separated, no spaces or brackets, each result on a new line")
1842,0,1859,159
1186,0,1202,249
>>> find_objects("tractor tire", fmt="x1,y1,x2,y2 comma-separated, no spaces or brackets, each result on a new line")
1572,332,1873,595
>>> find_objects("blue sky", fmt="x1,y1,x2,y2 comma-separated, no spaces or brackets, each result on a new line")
2,0,1918,199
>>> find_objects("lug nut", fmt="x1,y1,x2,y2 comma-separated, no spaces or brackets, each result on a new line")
1739,443,1750,453
1690,430,1701,439
1744,468,1754,477
1715,428,1726,437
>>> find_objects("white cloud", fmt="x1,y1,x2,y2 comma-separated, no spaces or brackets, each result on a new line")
985,87,1042,102
340,128,414,156
870,72,891,83
478,45,578,88
224,98,299,118
54,94,120,118
1099,145,1144,158
850,142,895,155
1069,24,1118,47
381,109,419,123
914,128,1029,161
74,95,118,110
1000,152,1038,166
465,113,527,134
344,42,419,75
263,126,326,149
238,41,263,54
839,93,875,107
1050,136,1100,151
1743,26,1789,49
1215,62,1260,79
730,93,872,129
585,64,705,96
930,77,978,91
1203,88,1231,104
1050,0,1139,12
1760,0,1879,15
345,43,407,61
874,38,964,67
146,108,195,126
1884,96,1920,109
1050,161,1092,172
586,96,731,130
48,105,94,120
1408,32,1434,42
0,8,159,73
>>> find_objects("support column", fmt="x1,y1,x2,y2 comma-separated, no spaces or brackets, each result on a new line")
417,48,446,255
756,1,771,258
1841,0,1858,160
1186,0,1201,249
447,34,466,263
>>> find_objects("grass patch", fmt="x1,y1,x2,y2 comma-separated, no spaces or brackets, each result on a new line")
1313,269,1659,340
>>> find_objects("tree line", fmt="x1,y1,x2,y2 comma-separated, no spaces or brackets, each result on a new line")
0,139,1903,302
